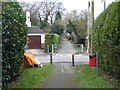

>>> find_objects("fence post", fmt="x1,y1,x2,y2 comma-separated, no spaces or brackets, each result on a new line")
47,45,49,53
96,52,98,73
72,54,74,66
50,53,52,64
52,44,54,53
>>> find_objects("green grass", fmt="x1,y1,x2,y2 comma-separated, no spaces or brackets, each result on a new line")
9,65,55,88
75,64,117,88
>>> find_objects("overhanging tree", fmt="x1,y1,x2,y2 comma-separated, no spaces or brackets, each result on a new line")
51,22,64,35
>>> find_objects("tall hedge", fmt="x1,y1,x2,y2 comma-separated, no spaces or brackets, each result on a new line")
45,33,61,52
92,2,120,80
2,2,28,87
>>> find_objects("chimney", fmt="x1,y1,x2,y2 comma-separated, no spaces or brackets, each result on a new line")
26,11,31,27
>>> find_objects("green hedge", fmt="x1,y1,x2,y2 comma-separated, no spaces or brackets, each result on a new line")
92,2,120,80
45,33,61,52
2,2,28,87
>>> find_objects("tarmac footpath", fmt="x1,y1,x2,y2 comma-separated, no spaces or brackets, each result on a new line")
38,63,77,88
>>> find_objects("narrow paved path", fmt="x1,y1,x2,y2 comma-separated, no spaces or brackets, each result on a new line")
38,37,78,88
39,63,77,88
57,37,76,54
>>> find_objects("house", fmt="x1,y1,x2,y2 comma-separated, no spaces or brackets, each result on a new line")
28,26,45,49
26,11,45,49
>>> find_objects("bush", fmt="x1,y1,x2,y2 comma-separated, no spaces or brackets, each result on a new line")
2,2,28,87
51,22,64,35
44,33,61,52
92,2,120,80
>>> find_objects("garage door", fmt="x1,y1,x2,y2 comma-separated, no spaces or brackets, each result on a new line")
28,36,41,49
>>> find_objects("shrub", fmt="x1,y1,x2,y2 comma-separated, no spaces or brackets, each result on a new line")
2,2,28,87
92,2,120,80
44,33,61,52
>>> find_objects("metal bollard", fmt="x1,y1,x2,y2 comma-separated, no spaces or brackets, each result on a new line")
52,44,54,53
72,54,74,66
50,53,52,64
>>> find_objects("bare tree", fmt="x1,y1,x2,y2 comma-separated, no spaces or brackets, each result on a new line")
19,1,65,27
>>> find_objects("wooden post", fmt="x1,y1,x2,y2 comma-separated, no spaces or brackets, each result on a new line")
72,54,74,66
104,0,106,10
87,1,90,55
91,0,94,54
96,52,98,73
101,0,106,10
50,53,52,64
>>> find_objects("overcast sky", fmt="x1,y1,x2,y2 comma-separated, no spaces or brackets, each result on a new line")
19,0,116,19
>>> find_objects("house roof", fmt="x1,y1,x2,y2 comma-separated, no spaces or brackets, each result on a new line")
28,26,45,34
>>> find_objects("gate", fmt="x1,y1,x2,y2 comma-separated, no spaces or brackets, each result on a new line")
46,44,89,65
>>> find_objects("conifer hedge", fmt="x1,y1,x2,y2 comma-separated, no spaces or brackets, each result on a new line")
2,2,28,87
92,2,120,80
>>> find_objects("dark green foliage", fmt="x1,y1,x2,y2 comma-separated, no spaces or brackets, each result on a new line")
2,2,28,87
55,11,61,21
44,33,61,52
30,15,39,26
66,19,75,35
51,22,64,35
39,21,50,29
66,19,87,46
92,2,120,80
39,13,50,29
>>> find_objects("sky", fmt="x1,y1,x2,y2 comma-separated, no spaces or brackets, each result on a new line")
19,0,116,19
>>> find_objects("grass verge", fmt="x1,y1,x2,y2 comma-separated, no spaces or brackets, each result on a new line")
8,64,55,88
75,64,118,88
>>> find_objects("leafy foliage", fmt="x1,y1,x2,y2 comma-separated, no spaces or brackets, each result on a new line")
2,2,28,88
51,22,64,35
44,33,61,52
65,10,88,45
92,2,120,81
